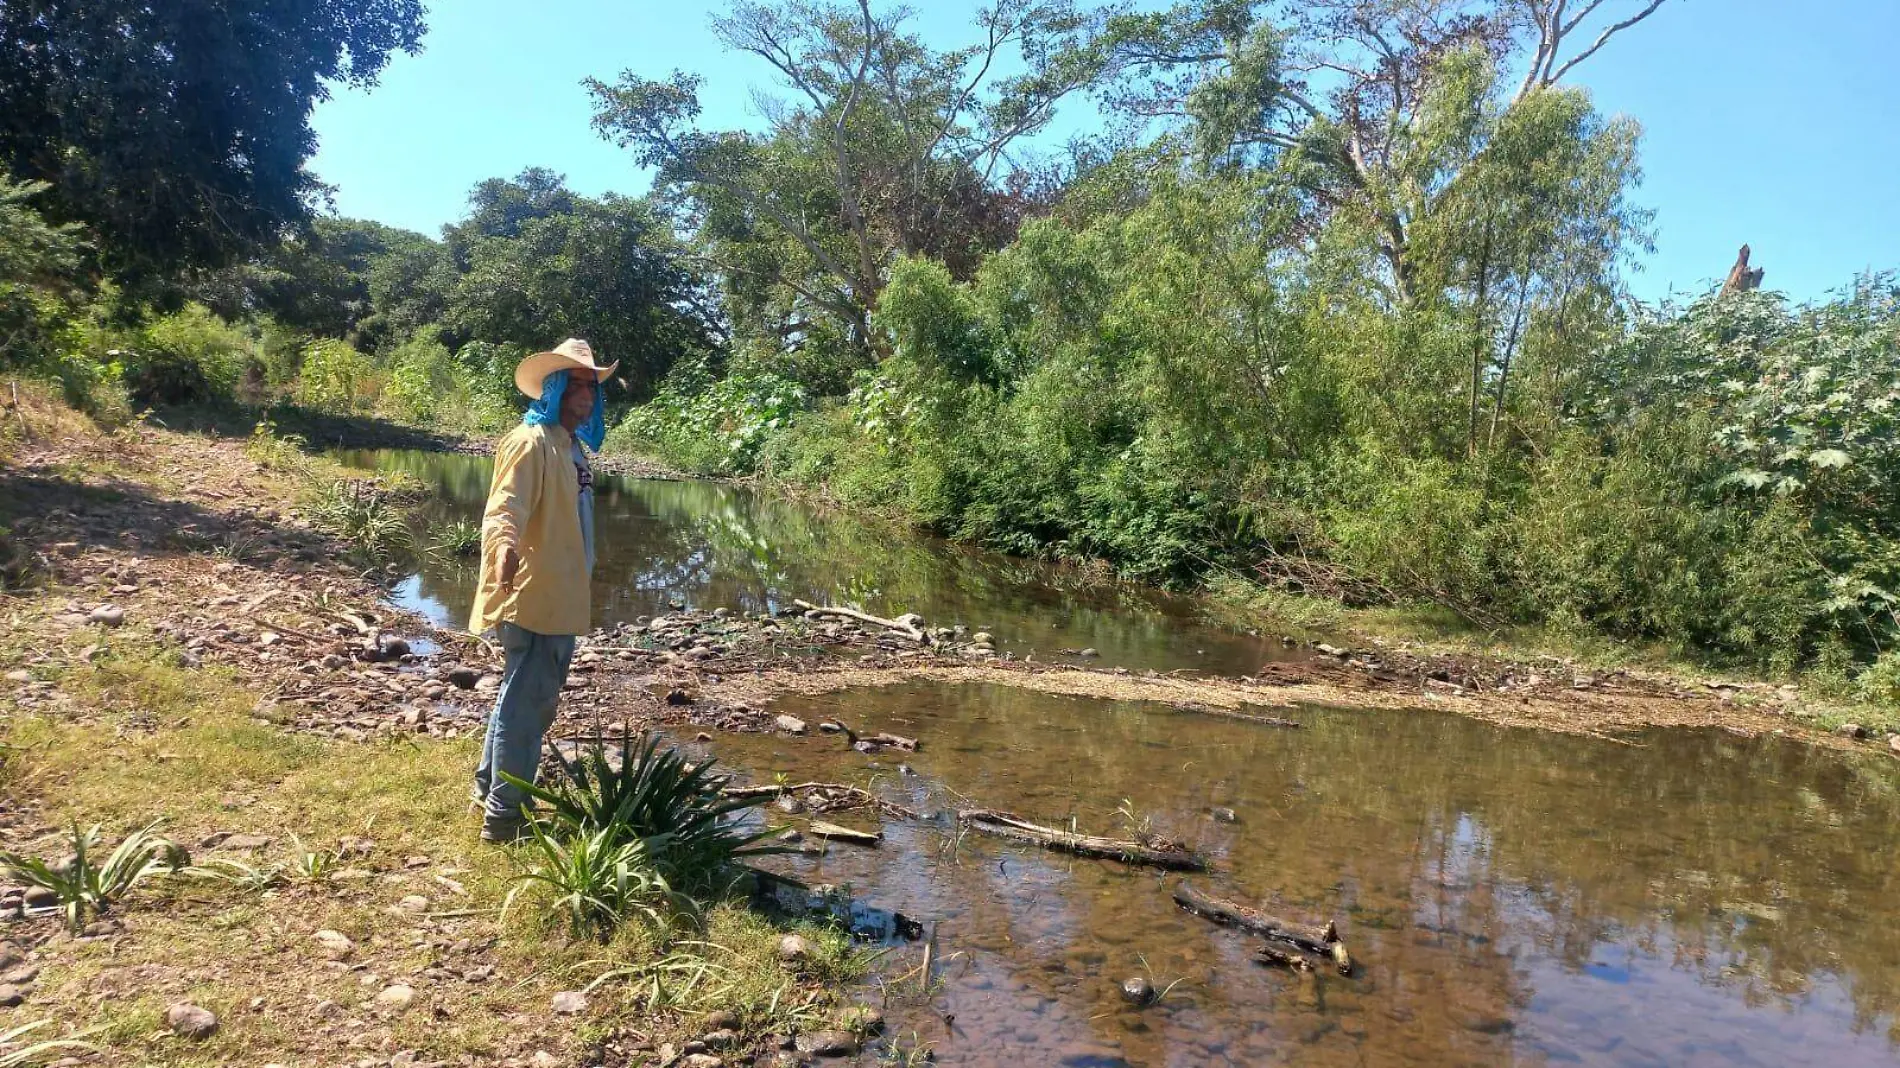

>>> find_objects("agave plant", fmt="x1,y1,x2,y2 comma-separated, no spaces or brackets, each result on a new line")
502,822,687,941
1,821,189,932
498,732,786,896
425,518,483,559
0,1020,99,1068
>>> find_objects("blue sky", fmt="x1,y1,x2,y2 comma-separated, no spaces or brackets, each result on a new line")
308,0,1900,303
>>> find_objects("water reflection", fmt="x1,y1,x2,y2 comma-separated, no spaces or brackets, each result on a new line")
708,683,1900,1068
334,449,1285,673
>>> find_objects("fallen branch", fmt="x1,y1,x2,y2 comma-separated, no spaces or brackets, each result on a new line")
957,809,1206,871
808,820,881,846
1173,882,1350,975
793,599,924,642
723,781,921,820
257,617,337,645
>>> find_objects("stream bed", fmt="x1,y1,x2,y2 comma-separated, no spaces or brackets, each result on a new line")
344,449,1900,1067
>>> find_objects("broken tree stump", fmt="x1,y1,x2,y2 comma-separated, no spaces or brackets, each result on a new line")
957,809,1206,871
1721,244,1765,296
1173,882,1351,975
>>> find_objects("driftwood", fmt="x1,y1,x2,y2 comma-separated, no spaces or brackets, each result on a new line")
793,599,925,642
820,718,921,753
1255,944,1316,973
957,809,1206,871
1173,882,1351,976
723,781,921,820
808,820,881,846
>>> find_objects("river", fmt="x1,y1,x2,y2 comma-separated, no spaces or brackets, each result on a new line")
343,449,1900,1068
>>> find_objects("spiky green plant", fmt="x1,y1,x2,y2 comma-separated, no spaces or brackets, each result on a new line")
307,480,413,563
499,731,787,896
289,834,339,883
426,518,483,559
184,858,285,893
0,1020,100,1068
1,821,188,932
502,822,685,941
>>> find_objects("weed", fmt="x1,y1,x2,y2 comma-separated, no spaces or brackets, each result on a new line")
184,857,286,893
0,1020,99,1068
244,419,310,472
306,479,413,563
426,518,483,559
1,821,189,932
289,834,339,883
880,1032,936,1066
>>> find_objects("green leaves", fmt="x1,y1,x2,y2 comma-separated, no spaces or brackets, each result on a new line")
1,821,187,933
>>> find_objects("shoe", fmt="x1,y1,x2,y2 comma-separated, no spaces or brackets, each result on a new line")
480,818,531,845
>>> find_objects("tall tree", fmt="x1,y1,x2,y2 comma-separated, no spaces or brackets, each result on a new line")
0,0,425,286
586,0,1114,362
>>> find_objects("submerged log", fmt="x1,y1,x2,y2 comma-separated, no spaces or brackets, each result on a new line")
1255,944,1318,973
793,599,926,642
1173,882,1349,974
957,809,1206,871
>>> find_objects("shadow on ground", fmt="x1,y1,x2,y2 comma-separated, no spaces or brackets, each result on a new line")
146,402,485,456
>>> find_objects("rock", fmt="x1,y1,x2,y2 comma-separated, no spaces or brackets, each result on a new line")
0,983,21,1007
1314,643,1348,658
776,933,815,964
0,942,21,971
1121,976,1157,1005
4,669,30,683
528,1052,560,1068
444,667,480,690
705,1009,741,1031
89,604,125,627
682,1056,724,1068
666,688,694,706
1890,735,1900,756
713,607,731,619
773,794,805,814
397,895,430,912
314,929,356,961
1209,806,1239,823
23,886,58,910
165,1002,219,1039
1838,723,1869,740
701,1028,738,1050
794,1030,860,1057
398,706,428,729
971,632,994,646
836,1005,883,1033
775,714,808,734
550,990,587,1015
221,833,274,851
313,999,344,1019
321,654,348,670
765,1053,808,1068
374,984,416,1012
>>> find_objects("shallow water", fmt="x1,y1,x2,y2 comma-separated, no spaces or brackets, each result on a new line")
336,449,1286,674
716,682,1900,1068
337,448,1900,1066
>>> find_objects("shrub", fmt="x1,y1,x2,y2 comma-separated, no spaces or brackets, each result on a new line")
118,304,253,406
503,824,684,941
296,337,379,413
1,821,188,932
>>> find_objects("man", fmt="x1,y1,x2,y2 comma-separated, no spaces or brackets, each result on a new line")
468,338,615,843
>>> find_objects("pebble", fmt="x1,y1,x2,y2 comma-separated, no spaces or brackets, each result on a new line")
550,990,587,1015
1121,976,1157,1005
528,1052,560,1068
165,1002,219,1039
794,1030,860,1057
397,895,431,912
89,604,125,627
221,833,274,851
0,983,22,1007
775,714,808,734
701,1028,738,1049
444,666,480,689
314,929,356,961
373,984,416,1012
776,933,814,964
4,669,30,683
971,631,994,645
1210,806,1239,823
0,942,20,971
681,1056,724,1068
1838,723,1869,740
705,1009,741,1031
1079,647,1100,658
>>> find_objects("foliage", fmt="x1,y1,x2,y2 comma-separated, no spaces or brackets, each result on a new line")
426,518,484,559
502,823,685,941
609,370,807,475
0,0,425,286
295,337,379,413
1,821,188,932
498,732,783,897
0,1020,98,1068
114,303,254,406
306,480,413,563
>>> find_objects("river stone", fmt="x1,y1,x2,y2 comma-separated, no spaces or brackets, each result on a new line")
0,942,21,971
444,666,480,689
165,1002,219,1039
221,833,273,851
0,983,22,1007
1121,977,1157,1005
314,929,355,961
971,631,994,645
1837,723,1869,739
551,990,587,1014
374,984,416,1012
776,933,815,964
1210,806,1239,823
89,604,125,627
794,1030,860,1056
1890,735,1900,755
1079,647,1099,657
775,714,808,734
681,1056,724,1068
6,669,32,683
701,1028,738,1050
705,1009,741,1031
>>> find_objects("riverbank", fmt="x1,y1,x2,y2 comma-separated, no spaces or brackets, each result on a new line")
4,389,1895,1063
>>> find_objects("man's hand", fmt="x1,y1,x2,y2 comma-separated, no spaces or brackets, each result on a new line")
498,546,521,592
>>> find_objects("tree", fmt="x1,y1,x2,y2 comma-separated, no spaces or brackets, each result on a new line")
0,0,425,286
1099,0,1671,306
586,0,1116,364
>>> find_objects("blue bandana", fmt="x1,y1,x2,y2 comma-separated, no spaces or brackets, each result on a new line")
523,369,605,451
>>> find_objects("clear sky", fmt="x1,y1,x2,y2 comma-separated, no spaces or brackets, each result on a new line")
307,0,1900,303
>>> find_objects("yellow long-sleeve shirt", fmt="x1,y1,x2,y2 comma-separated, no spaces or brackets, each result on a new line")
469,423,591,637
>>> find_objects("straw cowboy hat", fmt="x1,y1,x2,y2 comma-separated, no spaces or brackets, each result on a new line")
514,338,618,399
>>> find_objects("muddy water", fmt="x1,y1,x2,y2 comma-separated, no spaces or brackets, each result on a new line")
714,683,1900,1067
335,449,1285,673
341,449,1900,1065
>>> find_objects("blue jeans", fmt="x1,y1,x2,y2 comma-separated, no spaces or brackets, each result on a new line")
473,622,577,827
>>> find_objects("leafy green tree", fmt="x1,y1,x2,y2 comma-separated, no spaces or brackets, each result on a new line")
0,0,425,285
0,173,85,368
